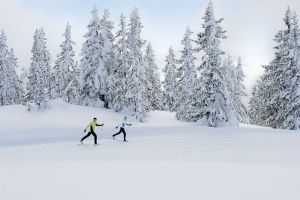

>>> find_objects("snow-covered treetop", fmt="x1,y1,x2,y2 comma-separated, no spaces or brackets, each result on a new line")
0,30,7,43
91,5,99,19
145,43,156,67
31,28,50,63
128,7,145,49
198,1,226,53
84,5,101,40
0,30,9,56
101,9,114,42
164,47,177,68
63,22,75,46
115,13,127,49
60,22,75,66
284,6,292,29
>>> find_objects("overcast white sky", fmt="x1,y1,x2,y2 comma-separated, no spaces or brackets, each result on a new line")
1,0,300,93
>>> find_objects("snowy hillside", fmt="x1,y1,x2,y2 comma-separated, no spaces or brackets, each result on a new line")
1,100,300,200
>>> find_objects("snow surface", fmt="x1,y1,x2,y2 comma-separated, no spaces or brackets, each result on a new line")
1,100,300,200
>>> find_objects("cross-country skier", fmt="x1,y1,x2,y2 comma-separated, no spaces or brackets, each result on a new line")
113,116,132,142
80,117,104,145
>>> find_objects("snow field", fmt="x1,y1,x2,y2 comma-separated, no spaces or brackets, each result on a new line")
1,101,300,200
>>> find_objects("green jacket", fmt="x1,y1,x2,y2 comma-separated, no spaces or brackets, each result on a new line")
85,121,103,132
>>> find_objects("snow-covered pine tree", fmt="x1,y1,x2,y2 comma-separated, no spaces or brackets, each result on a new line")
7,49,21,105
64,61,80,104
100,9,116,108
50,22,76,101
251,8,300,130
265,9,295,129
19,66,29,105
0,31,21,106
264,8,300,130
26,28,51,110
222,55,248,123
191,1,238,127
249,63,278,127
78,6,108,107
281,11,300,130
234,57,248,123
144,43,163,110
248,79,266,126
162,47,178,112
50,54,63,99
176,27,197,121
222,55,235,101
126,7,149,121
112,13,130,112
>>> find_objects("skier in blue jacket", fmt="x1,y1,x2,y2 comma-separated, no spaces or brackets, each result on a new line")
113,116,132,142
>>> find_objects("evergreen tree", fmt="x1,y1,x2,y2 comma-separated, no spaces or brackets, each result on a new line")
100,9,116,108
19,66,29,105
65,61,80,104
126,7,149,121
281,12,300,130
191,2,238,127
26,28,51,110
222,55,247,123
176,27,197,121
0,31,21,106
50,22,76,101
234,57,248,123
250,8,300,130
249,79,266,126
112,14,130,112
144,43,163,110
78,6,108,107
7,49,21,104
50,54,63,99
162,47,177,112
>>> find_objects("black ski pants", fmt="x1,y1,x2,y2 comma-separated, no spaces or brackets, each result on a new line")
81,130,98,144
113,128,126,141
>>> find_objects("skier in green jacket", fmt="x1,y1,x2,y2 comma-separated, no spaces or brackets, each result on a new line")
80,117,104,145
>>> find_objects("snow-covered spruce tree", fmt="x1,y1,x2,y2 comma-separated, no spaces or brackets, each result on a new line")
26,28,51,110
248,63,278,127
111,13,130,112
144,43,163,110
100,9,117,108
64,61,80,104
162,47,178,112
234,57,248,123
222,55,235,101
191,2,238,127
126,7,150,121
50,22,76,101
50,54,63,99
250,8,300,130
281,12,300,130
248,79,266,126
176,27,197,121
7,49,21,105
19,66,29,105
222,55,248,123
0,31,21,106
78,6,109,107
